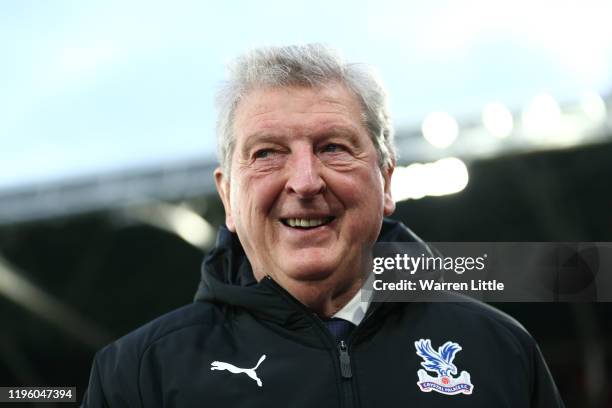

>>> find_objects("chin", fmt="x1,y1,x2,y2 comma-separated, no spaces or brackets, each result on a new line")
281,259,338,282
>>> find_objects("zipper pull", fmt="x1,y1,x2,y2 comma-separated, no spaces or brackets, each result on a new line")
338,340,352,378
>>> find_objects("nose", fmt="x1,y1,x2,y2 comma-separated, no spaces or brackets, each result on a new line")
285,149,326,198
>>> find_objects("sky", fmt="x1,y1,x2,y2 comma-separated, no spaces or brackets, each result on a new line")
2,0,612,190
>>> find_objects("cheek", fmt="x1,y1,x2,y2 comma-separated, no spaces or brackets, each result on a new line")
334,170,385,209
231,174,285,221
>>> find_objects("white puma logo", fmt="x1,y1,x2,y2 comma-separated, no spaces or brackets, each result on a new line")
210,354,267,387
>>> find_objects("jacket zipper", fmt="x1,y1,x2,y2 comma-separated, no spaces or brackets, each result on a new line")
338,340,355,408
335,297,387,408
262,277,359,408
338,341,352,378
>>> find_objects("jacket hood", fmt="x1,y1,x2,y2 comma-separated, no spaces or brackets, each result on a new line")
194,218,430,324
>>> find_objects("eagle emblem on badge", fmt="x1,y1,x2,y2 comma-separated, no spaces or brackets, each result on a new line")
414,339,474,395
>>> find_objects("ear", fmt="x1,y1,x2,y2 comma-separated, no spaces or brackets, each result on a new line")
214,168,236,232
382,164,395,216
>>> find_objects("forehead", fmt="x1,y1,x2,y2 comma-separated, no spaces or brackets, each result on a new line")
232,83,365,140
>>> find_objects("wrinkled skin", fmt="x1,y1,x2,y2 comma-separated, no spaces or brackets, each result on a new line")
215,83,394,316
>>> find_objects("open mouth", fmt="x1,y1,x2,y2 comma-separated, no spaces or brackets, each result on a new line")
280,216,335,229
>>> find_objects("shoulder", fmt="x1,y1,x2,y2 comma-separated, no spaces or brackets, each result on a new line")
402,296,540,382
417,297,564,405
414,294,538,356
83,301,223,406
438,296,529,334
93,301,222,375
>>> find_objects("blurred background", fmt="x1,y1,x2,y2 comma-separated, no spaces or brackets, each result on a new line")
1,1,611,406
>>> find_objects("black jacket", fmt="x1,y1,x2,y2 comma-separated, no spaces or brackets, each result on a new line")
82,219,564,407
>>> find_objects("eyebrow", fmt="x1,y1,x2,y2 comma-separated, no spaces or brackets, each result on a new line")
240,133,287,156
318,126,361,147
240,125,363,154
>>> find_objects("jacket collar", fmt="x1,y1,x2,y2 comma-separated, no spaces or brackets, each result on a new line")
194,218,429,323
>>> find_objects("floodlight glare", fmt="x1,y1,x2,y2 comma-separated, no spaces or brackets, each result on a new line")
482,102,514,138
421,111,459,148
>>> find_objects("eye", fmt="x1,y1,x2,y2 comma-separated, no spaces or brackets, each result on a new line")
321,143,344,153
253,149,274,159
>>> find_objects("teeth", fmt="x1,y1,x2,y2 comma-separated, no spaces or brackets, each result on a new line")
286,218,328,228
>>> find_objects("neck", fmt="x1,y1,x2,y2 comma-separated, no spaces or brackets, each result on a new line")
264,274,364,318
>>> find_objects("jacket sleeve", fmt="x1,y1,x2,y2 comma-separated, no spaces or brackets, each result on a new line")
81,355,110,408
530,342,565,408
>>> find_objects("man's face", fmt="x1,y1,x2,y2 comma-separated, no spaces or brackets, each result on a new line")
215,83,394,296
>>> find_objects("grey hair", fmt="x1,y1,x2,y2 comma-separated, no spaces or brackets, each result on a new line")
215,43,396,176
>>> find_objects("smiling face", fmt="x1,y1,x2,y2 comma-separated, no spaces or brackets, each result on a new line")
215,83,395,312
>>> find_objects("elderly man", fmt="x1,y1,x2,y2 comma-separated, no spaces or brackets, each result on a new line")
82,44,564,407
